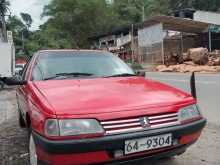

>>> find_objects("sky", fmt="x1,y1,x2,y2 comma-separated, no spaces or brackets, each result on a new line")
9,0,51,31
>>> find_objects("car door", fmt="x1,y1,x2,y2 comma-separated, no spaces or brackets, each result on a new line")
16,60,31,119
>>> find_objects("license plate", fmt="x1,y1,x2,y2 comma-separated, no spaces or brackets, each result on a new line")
124,134,172,154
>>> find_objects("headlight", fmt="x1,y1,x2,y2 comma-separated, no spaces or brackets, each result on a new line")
179,104,201,122
45,119,104,137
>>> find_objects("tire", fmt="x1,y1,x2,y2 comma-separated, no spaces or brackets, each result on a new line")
161,149,186,160
17,104,26,128
0,81,4,90
160,156,175,160
29,132,39,165
19,111,26,128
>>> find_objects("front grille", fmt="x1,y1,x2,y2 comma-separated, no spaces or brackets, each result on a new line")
100,112,180,135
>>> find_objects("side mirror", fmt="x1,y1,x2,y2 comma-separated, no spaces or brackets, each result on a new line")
19,70,23,76
136,70,146,77
190,72,197,100
4,77,27,86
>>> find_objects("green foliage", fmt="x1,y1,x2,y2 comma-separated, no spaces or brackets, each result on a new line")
41,0,119,48
7,14,33,57
20,13,33,29
111,0,143,24
5,0,220,57
131,62,143,70
7,16,25,53
0,0,10,14
7,15,25,33
169,0,220,11
143,0,170,18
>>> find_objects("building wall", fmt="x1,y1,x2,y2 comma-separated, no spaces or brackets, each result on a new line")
138,23,165,64
138,23,164,46
98,35,116,49
164,35,198,55
98,33,132,51
117,33,131,47
164,34,205,64
194,11,220,25
0,28,3,43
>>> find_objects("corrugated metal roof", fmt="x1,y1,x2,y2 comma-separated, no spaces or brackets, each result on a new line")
140,15,209,33
89,15,210,40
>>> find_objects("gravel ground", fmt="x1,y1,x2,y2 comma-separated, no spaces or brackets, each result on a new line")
0,88,220,165
0,88,29,165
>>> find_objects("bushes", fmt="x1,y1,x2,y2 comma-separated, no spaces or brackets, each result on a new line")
131,63,143,70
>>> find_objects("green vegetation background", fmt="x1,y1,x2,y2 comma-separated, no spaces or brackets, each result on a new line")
1,0,220,58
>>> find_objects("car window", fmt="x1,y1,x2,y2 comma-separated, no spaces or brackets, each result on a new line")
32,62,44,81
32,51,134,81
21,60,31,80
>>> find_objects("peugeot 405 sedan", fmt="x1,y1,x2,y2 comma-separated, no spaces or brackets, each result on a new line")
11,50,206,165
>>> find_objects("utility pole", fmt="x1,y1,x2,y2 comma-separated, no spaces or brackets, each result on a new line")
131,24,135,63
21,30,24,51
0,11,7,42
142,0,147,22
208,28,212,52
0,0,8,42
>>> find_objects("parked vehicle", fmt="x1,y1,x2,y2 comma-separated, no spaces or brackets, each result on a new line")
15,59,26,75
7,50,206,165
0,43,15,89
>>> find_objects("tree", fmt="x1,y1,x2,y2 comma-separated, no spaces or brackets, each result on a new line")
42,0,118,48
7,16,26,52
20,12,33,29
0,0,9,14
111,0,143,24
0,0,10,41
142,0,170,18
7,15,33,58
8,0,220,56
193,0,220,11
168,0,220,11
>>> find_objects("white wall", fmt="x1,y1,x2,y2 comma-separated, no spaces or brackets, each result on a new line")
0,43,14,77
138,23,164,47
116,34,131,47
194,11,220,25
99,35,116,48
0,29,3,43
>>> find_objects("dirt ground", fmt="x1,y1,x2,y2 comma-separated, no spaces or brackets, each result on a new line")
0,88,29,165
0,88,220,165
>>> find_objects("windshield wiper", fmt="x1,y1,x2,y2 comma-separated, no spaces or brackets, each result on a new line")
56,72,93,76
104,73,136,78
44,72,94,80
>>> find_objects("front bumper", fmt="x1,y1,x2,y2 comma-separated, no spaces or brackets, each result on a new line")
34,119,206,165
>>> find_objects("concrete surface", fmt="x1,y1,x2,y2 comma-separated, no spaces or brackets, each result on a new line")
0,73,220,165
141,72,220,165
0,88,29,165
145,72,220,125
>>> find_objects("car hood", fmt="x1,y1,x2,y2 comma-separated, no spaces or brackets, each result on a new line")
32,77,193,115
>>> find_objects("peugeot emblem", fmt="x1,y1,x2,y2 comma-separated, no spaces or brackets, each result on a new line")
140,117,149,128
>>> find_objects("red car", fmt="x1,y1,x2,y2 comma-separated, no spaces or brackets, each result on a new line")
13,50,206,165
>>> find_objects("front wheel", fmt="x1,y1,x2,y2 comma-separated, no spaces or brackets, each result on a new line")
18,111,26,128
29,133,38,165
0,81,4,90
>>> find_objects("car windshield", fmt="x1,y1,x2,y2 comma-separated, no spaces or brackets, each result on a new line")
32,51,134,81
